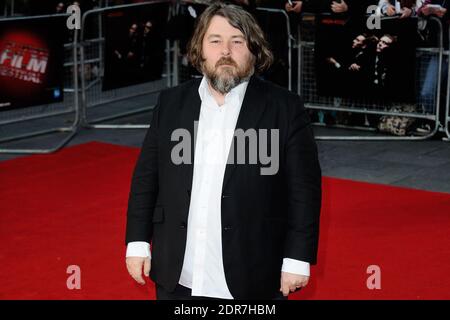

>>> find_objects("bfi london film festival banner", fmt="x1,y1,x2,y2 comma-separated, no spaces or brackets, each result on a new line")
0,16,65,111
315,14,417,102
103,2,169,91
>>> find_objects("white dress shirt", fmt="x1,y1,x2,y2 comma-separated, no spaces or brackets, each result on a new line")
126,76,310,299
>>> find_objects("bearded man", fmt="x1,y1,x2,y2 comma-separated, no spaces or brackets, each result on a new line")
125,3,322,300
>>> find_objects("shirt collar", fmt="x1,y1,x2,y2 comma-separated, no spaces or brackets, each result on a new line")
198,76,249,106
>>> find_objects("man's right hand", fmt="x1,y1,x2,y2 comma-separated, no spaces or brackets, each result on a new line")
385,4,396,16
285,1,303,14
126,256,151,285
437,7,447,18
422,5,447,17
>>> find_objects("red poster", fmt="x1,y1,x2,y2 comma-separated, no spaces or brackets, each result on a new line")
0,16,65,110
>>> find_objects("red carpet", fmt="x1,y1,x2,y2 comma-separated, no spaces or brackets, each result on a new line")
1,141,449,300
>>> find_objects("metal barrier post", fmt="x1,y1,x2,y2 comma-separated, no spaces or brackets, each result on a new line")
172,40,179,87
166,39,172,88
0,14,81,154
79,0,171,130
297,15,444,140
445,24,450,141
297,22,302,95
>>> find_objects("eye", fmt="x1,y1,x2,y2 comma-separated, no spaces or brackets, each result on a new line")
211,40,220,44
233,40,243,45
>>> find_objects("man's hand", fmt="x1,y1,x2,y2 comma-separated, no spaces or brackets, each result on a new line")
421,5,433,16
126,256,151,285
331,0,348,14
349,63,361,71
400,7,412,19
385,4,396,16
437,7,447,18
280,271,309,297
285,1,303,14
422,5,447,17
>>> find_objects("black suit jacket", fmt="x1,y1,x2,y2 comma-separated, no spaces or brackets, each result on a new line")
126,76,322,299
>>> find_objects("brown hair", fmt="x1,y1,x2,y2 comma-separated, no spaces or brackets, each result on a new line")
187,3,273,74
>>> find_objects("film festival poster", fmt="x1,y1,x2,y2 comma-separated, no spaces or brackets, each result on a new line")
102,2,169,91
0,16,66,111
315,14,417,103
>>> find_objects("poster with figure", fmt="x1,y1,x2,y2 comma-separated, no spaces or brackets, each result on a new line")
102,2,169,90
315,15,417,102
0,16,65,111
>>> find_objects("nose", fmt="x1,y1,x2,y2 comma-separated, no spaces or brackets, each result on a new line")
221,42,231,56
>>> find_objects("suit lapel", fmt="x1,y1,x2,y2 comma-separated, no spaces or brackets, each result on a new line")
221,76,268,191
178,79,202,196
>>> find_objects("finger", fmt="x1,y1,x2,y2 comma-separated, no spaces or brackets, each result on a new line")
129,265,145,284
280,276,290,296
132,274,146,285
281,283,290,296
126,260,146,284
144,258,151,277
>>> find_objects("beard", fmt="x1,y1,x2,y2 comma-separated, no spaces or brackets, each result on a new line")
202,56,255,94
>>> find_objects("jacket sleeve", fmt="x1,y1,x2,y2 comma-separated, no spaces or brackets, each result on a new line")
284,94,322,264
125,94,161,244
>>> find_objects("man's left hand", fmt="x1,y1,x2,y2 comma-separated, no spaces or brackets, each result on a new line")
400,7,413,19
331,0,348,14
280,272,309,297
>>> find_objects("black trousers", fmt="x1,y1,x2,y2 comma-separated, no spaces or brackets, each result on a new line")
156,284,288,300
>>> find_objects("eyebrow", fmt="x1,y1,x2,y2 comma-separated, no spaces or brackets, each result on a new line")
207,34,246,40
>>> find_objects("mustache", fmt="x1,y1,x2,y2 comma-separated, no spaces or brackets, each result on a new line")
215,57,237,68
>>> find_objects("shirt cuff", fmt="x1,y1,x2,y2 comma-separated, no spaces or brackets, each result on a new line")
282,258,310,276
126,241,151,258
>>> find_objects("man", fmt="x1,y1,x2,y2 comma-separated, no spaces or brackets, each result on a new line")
125,3,321,300
416,0,449,133
371,34,397,91
139,20,165,81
